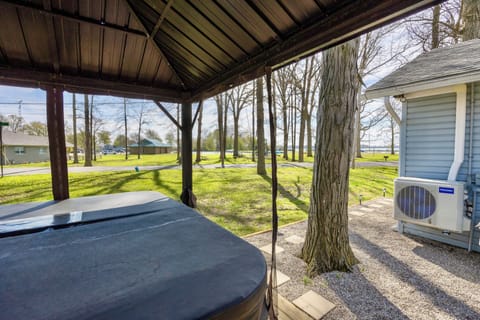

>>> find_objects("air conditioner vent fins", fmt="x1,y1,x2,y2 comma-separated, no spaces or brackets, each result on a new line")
396,186,436,219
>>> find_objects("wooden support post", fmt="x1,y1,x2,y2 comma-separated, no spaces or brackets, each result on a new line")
46,86,69,200
180,102,196,207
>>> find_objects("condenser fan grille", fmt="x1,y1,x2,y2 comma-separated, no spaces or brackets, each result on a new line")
396,185,436,219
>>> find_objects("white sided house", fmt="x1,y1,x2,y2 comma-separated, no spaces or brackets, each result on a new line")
366,39,480,253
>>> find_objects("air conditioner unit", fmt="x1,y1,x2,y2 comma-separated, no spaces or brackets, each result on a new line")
394,177,470,232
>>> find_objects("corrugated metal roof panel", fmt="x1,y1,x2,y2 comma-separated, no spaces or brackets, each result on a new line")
0,0,442,102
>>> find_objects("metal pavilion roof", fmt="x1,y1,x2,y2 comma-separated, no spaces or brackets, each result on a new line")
0,0,441,103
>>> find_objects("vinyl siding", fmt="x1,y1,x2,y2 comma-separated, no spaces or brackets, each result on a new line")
401,83,480,252
404,93,456,180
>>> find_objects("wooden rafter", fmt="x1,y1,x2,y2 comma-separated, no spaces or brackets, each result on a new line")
150,0,174,40
0,0,146,37
0,66,187,102
124,0,186,89
42,0,60,73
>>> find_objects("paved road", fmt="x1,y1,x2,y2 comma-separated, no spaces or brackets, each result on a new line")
1,161,398,176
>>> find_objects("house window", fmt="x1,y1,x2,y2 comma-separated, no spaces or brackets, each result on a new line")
39,147,48,155
14,146,25,155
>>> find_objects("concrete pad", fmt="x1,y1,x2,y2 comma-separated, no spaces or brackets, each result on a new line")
285,235,305,244
349,210,366,217
293,290,335,319
267,269,291,287
260,244,285,255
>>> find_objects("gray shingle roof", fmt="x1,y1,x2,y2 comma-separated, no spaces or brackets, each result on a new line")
1,131,73,147
2,130,49,146
366,39,480,99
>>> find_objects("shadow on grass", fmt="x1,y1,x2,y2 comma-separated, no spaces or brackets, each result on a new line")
152,170,180,199
350,231,480,319
259,174,308,213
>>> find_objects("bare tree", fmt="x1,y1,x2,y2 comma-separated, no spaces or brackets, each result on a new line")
462,0,480,40
406,0,463,52
195,103,203,163
273,65,296,160
215,93,226,168
302,39,360,275
72,93,79,163
256,76,266,175
7,115,24,133
227,83,252,158
132,102,153,159
84,94,92,166
124,98,129,160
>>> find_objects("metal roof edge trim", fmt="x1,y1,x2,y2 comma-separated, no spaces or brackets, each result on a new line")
365,71,480,99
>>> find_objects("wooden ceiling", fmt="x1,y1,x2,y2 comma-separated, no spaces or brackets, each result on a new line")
0,0,442,102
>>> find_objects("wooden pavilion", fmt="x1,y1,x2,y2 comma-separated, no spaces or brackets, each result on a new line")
0,1,446,319
0,0,441,206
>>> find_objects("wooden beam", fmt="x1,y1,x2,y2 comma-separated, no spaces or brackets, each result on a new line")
0,66,187,102
124,0,186,89
192,100,203,127
154,101,181,129
46,85,69,200
0,0,146,37
180,101,195,207
150,0,174,40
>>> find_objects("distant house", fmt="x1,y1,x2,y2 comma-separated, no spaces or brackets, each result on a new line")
366,39,480,253
129,138,172,155
1,131,72,164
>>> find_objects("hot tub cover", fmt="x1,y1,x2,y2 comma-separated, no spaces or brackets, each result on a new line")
0,192,267,319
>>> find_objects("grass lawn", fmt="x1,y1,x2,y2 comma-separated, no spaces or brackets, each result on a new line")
355,153,399,162
0,166,397,236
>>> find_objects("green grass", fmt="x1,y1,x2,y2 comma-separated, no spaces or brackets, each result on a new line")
355,153,399,162
0,166,397,236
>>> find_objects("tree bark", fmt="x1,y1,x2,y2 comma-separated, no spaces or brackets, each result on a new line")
252,81,256,162
177,103,181,163
215,94,225,168
256,77,266,175
124,98,128,160
84,94,92,167
431,5,440,49
301,39,360,275
195,103,203,163
72,93,78,164
223,95,228,165
462,0,480,41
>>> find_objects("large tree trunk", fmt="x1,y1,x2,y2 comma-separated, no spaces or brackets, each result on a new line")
84,94,92,167
195,104,203,163
256,77,266,175
462,0,480,41
72,93,78,164
301,39,359,275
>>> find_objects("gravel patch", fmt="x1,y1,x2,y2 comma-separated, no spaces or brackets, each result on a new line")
245,199,480,320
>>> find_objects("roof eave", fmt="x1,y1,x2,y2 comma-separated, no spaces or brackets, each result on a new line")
365,71,480,99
